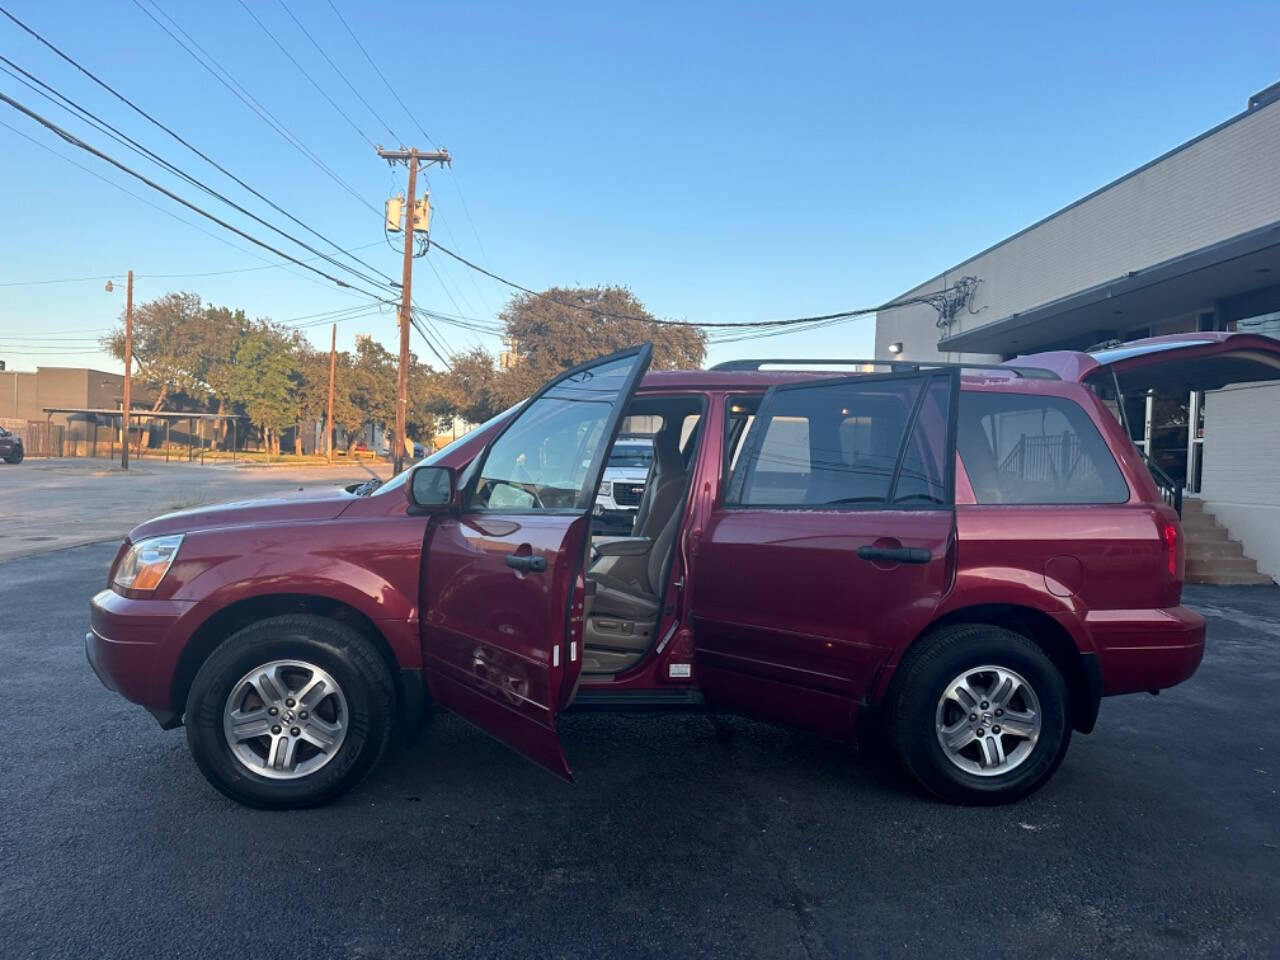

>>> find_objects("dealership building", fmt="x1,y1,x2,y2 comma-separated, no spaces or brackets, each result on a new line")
875,80,1280,582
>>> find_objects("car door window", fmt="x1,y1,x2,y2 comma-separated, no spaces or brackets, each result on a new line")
471,354,641,512
727,373,952,508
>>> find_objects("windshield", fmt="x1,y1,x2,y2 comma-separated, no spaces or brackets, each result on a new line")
608,442,653,470
369,403,522,496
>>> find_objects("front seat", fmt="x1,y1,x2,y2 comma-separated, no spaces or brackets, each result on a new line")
583,424,687,672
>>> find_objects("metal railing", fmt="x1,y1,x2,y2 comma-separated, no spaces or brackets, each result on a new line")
1141,452,1183,517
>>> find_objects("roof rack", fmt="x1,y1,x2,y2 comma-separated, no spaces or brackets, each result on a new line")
708,358,1060,380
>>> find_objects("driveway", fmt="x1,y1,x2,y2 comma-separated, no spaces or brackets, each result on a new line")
0,543,1277,959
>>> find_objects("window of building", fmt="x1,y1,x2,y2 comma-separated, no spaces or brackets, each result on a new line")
957,392,1129,504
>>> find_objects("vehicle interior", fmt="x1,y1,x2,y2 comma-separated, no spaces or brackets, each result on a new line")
581,395,704,676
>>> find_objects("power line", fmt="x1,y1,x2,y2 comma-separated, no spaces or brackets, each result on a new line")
324,0,436,150
428,239,971,333
0,56,394,293
0,116,370,300
128,0,380,215
0,11,390,282
275,0,399,143
233,0,374,148
0,92,396,305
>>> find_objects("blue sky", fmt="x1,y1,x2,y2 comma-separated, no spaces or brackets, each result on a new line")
1,0,1278,373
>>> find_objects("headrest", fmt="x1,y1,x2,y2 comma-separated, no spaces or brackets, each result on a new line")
652,423,684,475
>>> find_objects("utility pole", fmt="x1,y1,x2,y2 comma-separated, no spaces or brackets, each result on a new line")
376,146,451,475
122,269,133,471
326,322,336,463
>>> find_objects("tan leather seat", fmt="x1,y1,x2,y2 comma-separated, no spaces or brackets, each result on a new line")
583,424,687,673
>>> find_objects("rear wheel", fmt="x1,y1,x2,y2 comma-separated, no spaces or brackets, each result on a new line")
185,614,394,809
887,624,1070,804
4,449,22,464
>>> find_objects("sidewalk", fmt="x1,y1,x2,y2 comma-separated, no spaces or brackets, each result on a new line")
0,458,387,562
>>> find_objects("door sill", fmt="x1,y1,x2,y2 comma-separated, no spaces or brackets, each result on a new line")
567,688,705,712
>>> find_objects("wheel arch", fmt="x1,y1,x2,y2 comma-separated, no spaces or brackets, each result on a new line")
880,603,1101,734
171,593,421,730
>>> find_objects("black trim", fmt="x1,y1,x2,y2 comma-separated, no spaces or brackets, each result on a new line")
396,667,427,734
1074,651,1102,735
567,688,705,711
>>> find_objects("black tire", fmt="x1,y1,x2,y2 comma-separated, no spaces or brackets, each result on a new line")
887,623,1071,805
4,449,21,464
185,614,395,809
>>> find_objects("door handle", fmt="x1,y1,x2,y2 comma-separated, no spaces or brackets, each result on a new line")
505,553,548,573
857,545,931,565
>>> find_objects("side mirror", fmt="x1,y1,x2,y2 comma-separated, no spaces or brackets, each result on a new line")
405,464,457,514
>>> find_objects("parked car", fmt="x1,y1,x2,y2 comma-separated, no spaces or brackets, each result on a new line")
0,426,24,464
593,436,654,531
88,334,1279,809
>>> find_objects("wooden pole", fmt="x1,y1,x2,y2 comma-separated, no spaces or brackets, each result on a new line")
392,154,418,477
121,269,133,470
326,322,336,464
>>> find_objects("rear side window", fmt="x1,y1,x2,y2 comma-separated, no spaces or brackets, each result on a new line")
726,374,951,508
957,392,1129,504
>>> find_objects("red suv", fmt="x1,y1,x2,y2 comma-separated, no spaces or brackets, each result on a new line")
90,334,1278,808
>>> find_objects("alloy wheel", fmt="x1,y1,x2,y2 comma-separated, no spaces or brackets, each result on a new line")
222,659,349,780
935,664,1041,777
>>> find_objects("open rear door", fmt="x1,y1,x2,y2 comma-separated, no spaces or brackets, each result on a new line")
421,345,652,779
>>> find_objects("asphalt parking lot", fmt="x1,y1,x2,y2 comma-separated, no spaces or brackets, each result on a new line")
1,542,1277,959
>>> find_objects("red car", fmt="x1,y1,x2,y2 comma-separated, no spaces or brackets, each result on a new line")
86,334,1279,808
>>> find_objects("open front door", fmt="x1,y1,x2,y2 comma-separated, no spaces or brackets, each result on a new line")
421,345,652,779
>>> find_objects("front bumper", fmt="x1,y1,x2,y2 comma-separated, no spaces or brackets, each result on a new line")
1088,604,1206,695
87,589,198,726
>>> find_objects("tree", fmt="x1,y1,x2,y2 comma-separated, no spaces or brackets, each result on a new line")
438,346,502,425
227,322,300,456
492,286,705,405
102,292,210,410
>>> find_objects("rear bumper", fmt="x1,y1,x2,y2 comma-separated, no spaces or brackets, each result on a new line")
87,589,198,724
1087,605,1206,695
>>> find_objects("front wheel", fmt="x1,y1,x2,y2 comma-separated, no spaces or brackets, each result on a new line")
887,624,1071,804
185,614,395,809
4,449,22,464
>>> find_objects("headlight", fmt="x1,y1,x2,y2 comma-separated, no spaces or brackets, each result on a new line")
113,534,184,592
599,481,612,496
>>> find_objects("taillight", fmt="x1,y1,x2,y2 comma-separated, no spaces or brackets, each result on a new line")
1158,511,1184,603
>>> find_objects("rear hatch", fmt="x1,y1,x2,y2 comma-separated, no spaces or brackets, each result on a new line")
1012,332,1280,392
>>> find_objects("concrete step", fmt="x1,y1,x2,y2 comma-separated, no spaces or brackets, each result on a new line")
1186,539,1246,560
1180,499,1207,514
1186,555,1263,575
1186,570,1275,586
1180,516,1228,538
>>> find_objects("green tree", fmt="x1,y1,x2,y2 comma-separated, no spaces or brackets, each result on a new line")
439,346,502,425
227,322,301,456
492,285,705,405
102,292,209,410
